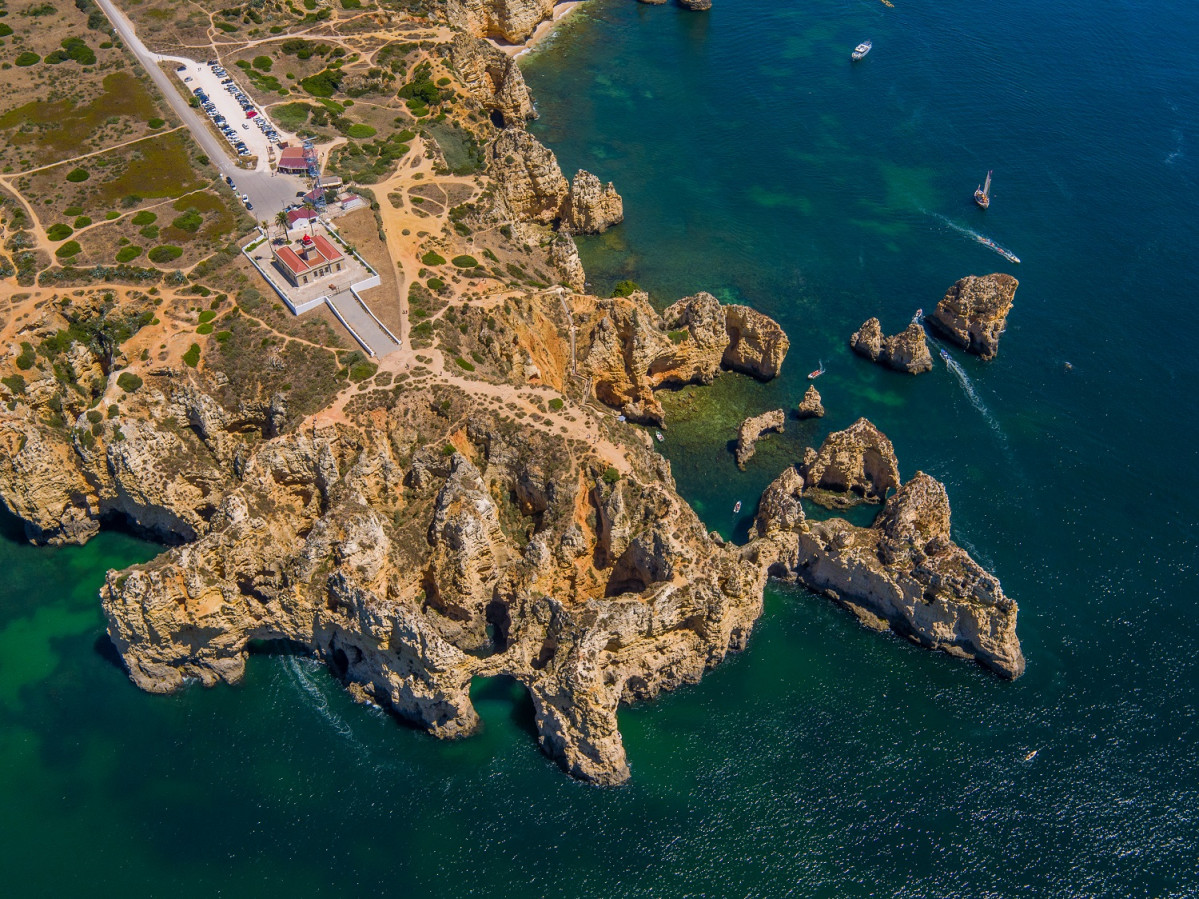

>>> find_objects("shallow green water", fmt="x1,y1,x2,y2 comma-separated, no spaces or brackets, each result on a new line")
5,0,1199,894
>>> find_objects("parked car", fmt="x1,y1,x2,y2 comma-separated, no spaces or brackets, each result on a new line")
245,201,253,211
226,176,235,187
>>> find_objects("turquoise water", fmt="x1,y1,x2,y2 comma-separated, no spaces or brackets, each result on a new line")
5,0,1199,894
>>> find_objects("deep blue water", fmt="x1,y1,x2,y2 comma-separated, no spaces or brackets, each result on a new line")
3,0,1198,895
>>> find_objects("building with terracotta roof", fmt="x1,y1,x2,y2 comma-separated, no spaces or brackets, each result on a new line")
286,206,319,227
271,233,345,287
277,146,309,174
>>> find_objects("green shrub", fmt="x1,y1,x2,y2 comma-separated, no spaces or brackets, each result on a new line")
73,215,92,228
148,117,165,129
252,55,272,71
55,240,81,259
0,25,12,38
107,404,118,419
182,343,200,367
15,52,40,67
196,322,214,335
451,254,478,268
345,123,375,139
549,397,564,411
612,279,641,298
115,245,143,263
116,372,143,393
348,360,377,381
65,167,89,182
198,310,216,324
301,68,342,98
668,329,688,344
426,277,444,290
420,250,445,266
46,223,73,241
131,211,157,226
171,209,203,233
86,409,103,424
64,206,84,216
148,245,183,263
454,356,475,372
602,466,620,485
105,211,120,220
1,374,26,395
15,342,35,371
215,330,232,343
340,0,362,8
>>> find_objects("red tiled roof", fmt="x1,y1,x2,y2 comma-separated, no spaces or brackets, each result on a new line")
275,246,307,276
286,207,318,226
279,147,307,163
311,234,343,263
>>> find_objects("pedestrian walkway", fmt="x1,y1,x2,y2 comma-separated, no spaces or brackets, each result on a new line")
328,290,401,358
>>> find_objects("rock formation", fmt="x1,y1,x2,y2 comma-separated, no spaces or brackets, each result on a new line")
84,370,770,787
576,290,790,424
550,232,586,292
489,131,623,234
449,33,536,127
752,467,1024,679
677,0,713,8
722,304,790,379
849,318,933,374
797,385,824,419
446,0,557,44
926,274,1018,360
734,409,784,469
799,418,900,508
566,170,624,234
489,129,570,225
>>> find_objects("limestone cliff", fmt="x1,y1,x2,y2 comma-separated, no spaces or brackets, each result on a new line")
800,417,900,508
566,170,624,234
752,467,1024,679
734,409,784,469
446,0,557,44
927,274,1018,360
850,318,933,374
489,131,623,234
576,290,790,424
88,367,769,786
449,33,536,127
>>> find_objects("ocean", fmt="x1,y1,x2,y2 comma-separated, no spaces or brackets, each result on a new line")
3,0,1198,894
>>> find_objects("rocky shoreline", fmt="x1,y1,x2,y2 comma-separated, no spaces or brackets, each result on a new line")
0,0,1024,786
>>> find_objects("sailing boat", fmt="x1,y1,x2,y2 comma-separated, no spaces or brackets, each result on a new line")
974,170,992,209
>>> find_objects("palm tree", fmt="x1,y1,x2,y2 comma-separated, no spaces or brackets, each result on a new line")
275,210,289,241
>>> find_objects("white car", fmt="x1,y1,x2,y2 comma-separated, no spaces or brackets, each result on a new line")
241,194,249,204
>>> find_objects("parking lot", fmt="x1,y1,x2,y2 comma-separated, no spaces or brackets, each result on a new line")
169,58,291,173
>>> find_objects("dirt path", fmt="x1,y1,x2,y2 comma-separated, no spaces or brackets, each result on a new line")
7,127,188,179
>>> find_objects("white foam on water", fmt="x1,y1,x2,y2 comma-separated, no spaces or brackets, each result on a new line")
284,655,356,743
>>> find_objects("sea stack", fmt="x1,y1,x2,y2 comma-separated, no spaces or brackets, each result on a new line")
849,318,933,374
734,409,785,469
927,274,1018,360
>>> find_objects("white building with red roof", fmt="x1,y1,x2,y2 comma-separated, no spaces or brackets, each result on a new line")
277,146,310,174
271,233,345,287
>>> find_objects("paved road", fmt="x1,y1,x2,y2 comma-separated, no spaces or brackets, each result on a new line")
330,292,401,357
95,0,304,219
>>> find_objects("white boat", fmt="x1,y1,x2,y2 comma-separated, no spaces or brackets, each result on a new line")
655,431,664,442
974,170,992,209
807,361,826,380
912,308,924,324
733,501,742,514
852,40,872,61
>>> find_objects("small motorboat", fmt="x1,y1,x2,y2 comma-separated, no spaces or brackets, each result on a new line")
1023,749,1039,762
733,501,742,514
974,170,992,209
655,431,664,442
912,308,924,324
807,360,826,380
851,40,872,61
939,348,950,363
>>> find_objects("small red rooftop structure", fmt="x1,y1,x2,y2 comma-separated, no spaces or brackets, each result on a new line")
286,207,319,227
271,231,344,287
277,146,309,175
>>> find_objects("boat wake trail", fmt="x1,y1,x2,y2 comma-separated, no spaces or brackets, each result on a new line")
928,335,1010,447
926,211,1021,263
284,655,357,743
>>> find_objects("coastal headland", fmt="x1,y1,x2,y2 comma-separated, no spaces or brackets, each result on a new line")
0,0,1021,785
